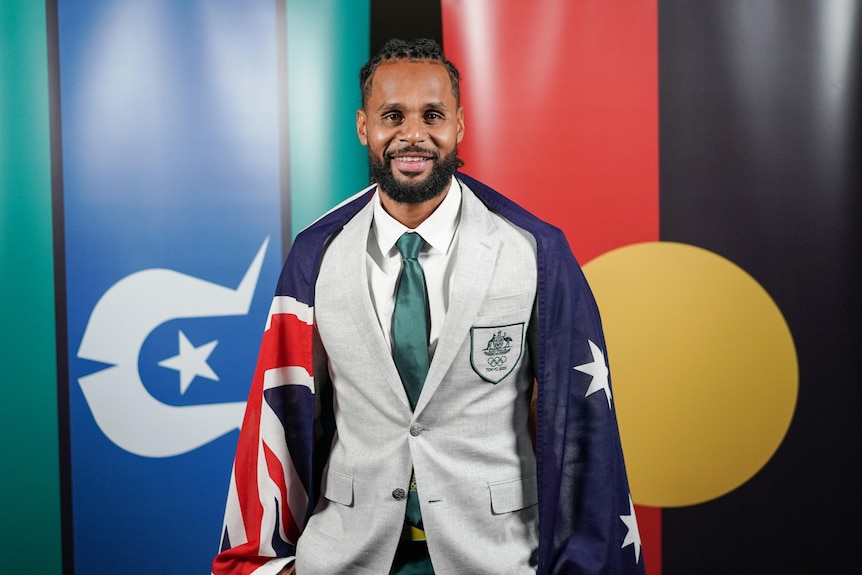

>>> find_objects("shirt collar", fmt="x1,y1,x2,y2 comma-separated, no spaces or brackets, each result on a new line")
372,175,462,256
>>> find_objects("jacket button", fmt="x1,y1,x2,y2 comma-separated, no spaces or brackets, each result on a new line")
409,423,422,437
392,488,407,500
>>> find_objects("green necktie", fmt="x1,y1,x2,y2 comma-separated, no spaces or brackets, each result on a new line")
392,232,430,409
392,232,429,529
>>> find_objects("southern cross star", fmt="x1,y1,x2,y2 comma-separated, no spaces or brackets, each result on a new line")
573,339,612,409
158,330,219,394
620,493,642,563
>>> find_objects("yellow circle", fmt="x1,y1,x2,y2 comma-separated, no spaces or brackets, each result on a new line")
583,242,797,507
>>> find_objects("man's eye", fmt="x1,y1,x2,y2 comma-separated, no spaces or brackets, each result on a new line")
425,112,443,121
383,113,402,122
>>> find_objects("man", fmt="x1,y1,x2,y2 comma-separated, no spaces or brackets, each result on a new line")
213,39,643,575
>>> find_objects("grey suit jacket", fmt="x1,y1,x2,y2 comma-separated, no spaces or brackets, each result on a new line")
296,183,539,574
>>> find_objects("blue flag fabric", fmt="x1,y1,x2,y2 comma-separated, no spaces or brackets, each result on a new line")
214,173,644,575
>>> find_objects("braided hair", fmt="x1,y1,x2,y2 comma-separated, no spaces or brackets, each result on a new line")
359,38,461,108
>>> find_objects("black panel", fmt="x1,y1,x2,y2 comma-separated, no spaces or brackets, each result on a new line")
370,0,443,56
45,0,74,572
660,1,862,573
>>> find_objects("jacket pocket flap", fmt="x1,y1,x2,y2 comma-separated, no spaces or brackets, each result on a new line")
489,474,538,514
477,292,532,316
323,470,354,506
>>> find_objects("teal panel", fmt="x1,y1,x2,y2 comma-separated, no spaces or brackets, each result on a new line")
0,1,62,571
287,0,370,236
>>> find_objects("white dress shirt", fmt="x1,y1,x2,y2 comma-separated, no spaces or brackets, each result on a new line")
367,176,462,359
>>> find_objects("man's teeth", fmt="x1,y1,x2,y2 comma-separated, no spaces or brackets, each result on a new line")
395,157,427,162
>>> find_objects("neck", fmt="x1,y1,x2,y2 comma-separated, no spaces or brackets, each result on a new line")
378,182,451,229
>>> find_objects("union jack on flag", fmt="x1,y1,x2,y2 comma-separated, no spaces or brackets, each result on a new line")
213,296,313,574
212,190,369,575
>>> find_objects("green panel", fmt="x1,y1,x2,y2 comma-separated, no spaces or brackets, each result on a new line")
287,0,370,236
0,1,62,571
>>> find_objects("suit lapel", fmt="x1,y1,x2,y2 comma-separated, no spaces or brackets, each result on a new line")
415,186,500,415
337,201,412,408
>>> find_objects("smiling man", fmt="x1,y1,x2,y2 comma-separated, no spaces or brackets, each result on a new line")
358,50,464,226
213,39,644,575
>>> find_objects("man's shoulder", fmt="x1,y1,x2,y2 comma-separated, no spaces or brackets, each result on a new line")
292,185,376,251
456,172,568,248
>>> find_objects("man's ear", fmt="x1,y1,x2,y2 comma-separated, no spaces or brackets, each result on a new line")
456,107,465,144
356,109,368,146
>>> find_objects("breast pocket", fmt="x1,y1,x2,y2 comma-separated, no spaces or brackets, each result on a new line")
477,291,532,317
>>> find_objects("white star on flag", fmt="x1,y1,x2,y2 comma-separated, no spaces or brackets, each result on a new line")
158,330,219,394
620,493,642,563
573,339,612,409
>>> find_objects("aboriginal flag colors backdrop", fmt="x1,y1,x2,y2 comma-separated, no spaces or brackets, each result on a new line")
1,1,859,574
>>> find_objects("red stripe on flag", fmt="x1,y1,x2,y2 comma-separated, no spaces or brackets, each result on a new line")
259,313,314,376
263,441,301,544
212,547,268,575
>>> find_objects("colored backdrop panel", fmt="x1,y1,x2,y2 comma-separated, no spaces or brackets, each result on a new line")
55,1,284,573
286,0,369,239
659,1,861,573
441,0,658,264
0,1,62,571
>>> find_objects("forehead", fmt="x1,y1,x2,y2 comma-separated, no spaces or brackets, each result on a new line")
367,60,456,108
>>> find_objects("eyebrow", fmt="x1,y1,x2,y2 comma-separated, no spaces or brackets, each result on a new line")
377,101,450,112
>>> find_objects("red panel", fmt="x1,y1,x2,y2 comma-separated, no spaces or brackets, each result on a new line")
442,2,660,573
441,0,658,264
636,504,662,575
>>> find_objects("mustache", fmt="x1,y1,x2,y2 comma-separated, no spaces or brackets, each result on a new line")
384,145,439,161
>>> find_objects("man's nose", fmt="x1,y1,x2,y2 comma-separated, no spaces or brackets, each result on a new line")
399,115,426,144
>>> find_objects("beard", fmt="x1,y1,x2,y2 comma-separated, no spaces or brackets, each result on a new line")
368,145,461,205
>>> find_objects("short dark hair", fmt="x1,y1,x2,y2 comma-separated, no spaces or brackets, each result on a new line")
359,38,461,108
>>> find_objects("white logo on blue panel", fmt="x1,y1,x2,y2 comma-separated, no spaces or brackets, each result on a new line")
77,238,269,458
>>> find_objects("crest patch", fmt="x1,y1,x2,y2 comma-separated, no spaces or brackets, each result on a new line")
470,323,525,384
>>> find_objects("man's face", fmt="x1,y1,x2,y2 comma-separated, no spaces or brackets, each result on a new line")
357,60,465,204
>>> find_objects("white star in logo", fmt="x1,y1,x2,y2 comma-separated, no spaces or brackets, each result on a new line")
158,330,219,394
620,493,642,563
573,339,612,409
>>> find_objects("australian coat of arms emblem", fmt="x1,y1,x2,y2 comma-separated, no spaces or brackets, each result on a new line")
470,323,525,383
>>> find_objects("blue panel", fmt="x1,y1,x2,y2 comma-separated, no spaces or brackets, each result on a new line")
57,1,283,573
